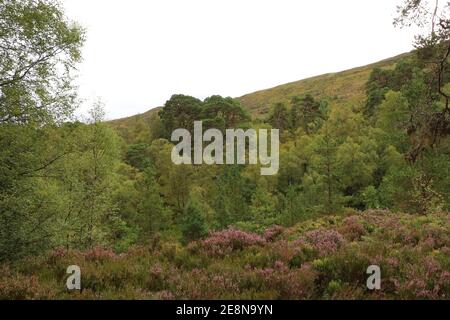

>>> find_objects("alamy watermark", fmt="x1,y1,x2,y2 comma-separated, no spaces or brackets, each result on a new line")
66,265,81,290
171,121,280,176
366,265,381,290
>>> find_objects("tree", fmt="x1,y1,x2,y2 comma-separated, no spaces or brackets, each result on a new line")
249,183,278,226
0,0,85,124
290,94,322,134
125,143,151,170
0,124,66,260
364,67,393,116
0,0,84,261
276,134,312,193
158,94,203,137
267,102,289,132
135,165,170,240
394,0,450,160
375,90,410,152
212,165,254,228
335,137,377,208
202,95,250,131
310,121,343,214
181,199,208,244
64,104,121,249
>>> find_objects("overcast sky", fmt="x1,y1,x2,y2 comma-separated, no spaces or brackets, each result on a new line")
61,0,418,120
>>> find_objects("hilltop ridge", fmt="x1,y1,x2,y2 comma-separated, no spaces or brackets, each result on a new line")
108,52,412,140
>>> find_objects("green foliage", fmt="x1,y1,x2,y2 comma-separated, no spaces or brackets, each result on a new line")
212,165,254,228
375,91,410,152
53,104,122,250
202,95,251,130
158,94,203,138
364,59,419,117
267,102,289,132
249,184,278,226
361,186,381,209
0,0,86,261
181,199,208,244
135,165,171,239
290,94,323,133
0,0,85,124
364,67,393,117
125,143,151,170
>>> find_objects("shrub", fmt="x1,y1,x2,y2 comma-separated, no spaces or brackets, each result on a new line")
193,228,266,257
83,247,117,262
1,210,448,300
181,200,208,244
263,225,285,242
0,266,57,300
296,229,346,257
339,216,367,241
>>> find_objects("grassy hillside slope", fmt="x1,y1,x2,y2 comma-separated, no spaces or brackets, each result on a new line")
108,52,410,137
237,53,410,118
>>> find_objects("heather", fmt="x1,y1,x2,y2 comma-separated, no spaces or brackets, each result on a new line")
1,210,448,300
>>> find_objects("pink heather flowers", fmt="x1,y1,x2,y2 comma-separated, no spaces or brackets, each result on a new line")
1,211,448,299
296,229,345,257
84,247,117,262
339,216,367,241
197,228,266,256
263,225,285,242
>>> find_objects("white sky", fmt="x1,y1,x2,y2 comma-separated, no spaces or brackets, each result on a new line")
61,0,418,120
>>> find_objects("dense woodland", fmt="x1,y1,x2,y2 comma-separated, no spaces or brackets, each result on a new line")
0,0,449,299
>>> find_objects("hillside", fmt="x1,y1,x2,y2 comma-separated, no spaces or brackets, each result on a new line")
237,53,411,118
108,52,411,136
